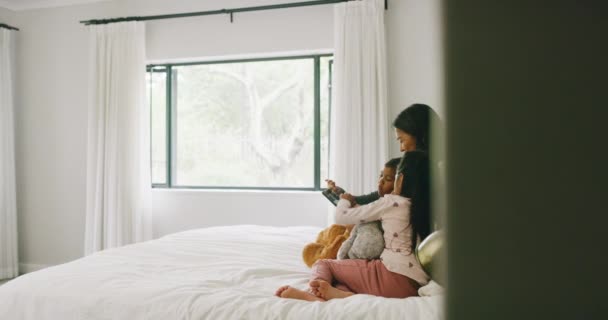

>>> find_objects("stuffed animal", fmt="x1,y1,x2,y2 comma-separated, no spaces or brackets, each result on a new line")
302,224,353,268
337,221,385,260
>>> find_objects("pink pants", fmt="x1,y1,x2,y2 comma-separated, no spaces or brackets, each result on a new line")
311,259,420,299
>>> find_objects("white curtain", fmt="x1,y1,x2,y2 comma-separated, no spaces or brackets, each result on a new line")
330,0,389,195
85,22,151,255
0,28,18,279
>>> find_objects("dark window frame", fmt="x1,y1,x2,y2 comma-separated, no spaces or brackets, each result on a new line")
147,54,333,191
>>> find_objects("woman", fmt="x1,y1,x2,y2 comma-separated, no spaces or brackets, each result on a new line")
330,103,442,205
277,151,431,301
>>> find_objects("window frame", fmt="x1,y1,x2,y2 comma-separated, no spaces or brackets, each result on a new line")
147,53,333,191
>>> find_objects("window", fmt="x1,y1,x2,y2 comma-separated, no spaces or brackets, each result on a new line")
147,54,332,190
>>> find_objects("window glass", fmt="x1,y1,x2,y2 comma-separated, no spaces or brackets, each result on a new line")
148,55,331,189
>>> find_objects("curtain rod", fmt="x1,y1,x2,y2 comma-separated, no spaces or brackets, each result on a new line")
0,23,19,31
80,0,387,26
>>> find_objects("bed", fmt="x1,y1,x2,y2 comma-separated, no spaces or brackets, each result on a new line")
0,225,443,319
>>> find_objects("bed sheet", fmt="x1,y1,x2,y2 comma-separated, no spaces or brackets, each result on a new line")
0,225,443,320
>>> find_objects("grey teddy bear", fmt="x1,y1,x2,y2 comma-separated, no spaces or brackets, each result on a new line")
337,221,385,260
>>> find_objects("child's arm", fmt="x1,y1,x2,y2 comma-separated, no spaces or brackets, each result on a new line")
325,179,345,195
353,191,380,205
335,198,389,225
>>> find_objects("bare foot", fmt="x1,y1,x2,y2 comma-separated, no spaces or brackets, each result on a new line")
275,285,290,297
309,280,354,300
276,285,325,302
309,286,320,297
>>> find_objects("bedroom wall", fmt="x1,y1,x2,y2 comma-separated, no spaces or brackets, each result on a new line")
0,6,15,23
11,0,333,271
12,0,113,272
10,0,444,270
386,0,444,159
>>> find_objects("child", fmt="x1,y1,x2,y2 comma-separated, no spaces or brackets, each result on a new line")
306,157,401,267
335,158,402,260
326,157,402,206
276,151,431,301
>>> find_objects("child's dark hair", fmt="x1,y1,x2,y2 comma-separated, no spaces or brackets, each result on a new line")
384,157,401,170
397,151,431,252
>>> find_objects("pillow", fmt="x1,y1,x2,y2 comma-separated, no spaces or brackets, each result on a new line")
418,280,445,297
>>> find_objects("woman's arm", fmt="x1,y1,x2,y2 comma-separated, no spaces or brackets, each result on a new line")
353,191,380,205
335,198,390,225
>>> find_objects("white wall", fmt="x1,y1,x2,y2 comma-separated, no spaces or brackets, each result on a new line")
11,0,333,269
9,0,443,268
386,0,444,158
0,6,15,23
13,1,112,269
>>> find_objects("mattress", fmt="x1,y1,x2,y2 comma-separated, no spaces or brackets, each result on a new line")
0,225,443,319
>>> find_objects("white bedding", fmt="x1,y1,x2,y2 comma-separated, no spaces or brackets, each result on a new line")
0,225,443,320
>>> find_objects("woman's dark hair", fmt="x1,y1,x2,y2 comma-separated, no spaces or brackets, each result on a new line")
397,151,431,252
392,103,440,152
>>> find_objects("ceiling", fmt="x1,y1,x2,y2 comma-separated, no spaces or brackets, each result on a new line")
0,0,112,11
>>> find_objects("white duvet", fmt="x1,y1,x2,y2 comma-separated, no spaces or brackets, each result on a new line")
0,225,443,320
